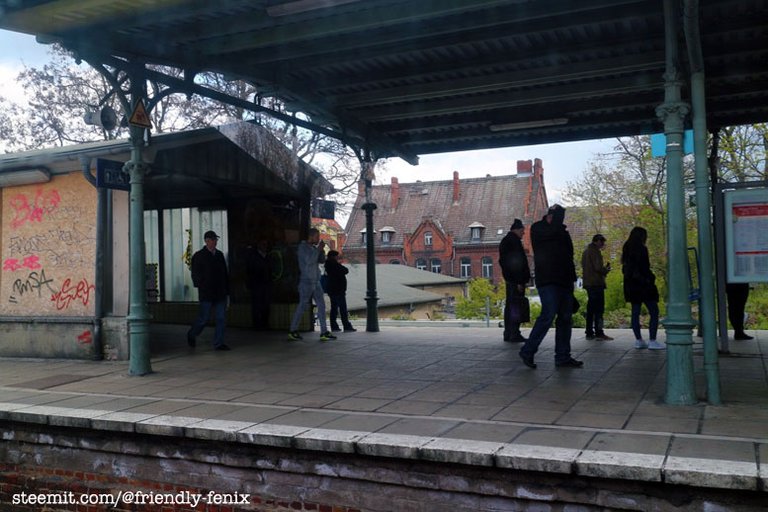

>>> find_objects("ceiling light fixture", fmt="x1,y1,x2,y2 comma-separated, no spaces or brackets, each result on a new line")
489,118,569,132
267,0,361,17
0,167,51,187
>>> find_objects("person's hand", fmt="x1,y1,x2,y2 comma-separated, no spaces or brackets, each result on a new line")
517,284,526,292
318,240,326,249
606,262,611,271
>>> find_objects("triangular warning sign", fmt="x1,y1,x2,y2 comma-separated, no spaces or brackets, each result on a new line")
129,98,152,129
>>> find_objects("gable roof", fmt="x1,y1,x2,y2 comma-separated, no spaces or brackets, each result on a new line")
344,168,546,249
345,264,466,311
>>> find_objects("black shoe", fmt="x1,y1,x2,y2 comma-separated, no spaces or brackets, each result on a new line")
734,332,754,341
344,327,357,332
505,336,526,343
585,334,595,340
187,331,196,347
331,328,342,332
519,353,536,369
556,358,584,368
214,344,231,351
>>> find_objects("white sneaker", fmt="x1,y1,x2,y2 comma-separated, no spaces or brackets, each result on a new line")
635,339,648,349
648,340,666,350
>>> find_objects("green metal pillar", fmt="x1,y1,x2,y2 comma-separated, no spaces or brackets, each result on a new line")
684,0,720,404
657,0,696,404
127,77,152,376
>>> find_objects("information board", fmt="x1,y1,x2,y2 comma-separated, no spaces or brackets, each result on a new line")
724,188,768,283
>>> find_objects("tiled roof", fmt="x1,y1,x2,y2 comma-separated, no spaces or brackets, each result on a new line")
344,171,545,248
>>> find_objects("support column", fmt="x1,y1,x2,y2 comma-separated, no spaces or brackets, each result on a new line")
657,0,695,404
361,158,379,332
127,77,152,376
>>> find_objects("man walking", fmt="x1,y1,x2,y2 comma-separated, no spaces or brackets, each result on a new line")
499,218,530,342
187,230,231,351
288,228,336,342
519,205,582,369
581,234,613,341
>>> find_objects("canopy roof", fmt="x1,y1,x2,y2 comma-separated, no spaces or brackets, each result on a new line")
1,1,766,164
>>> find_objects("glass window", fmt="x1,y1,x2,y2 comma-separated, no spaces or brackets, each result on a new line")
382,231,391,243
471,227,481,240
482,256,493,279
431,258,442,274
424,231,433,246
416,258,427,271
460,257,471,278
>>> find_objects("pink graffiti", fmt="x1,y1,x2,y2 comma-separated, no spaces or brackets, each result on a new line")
3,255,42,272
77,330,93,344
51,278,94,310
10,188,61,229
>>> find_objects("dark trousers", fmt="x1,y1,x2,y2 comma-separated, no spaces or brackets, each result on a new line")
188,299,227,348
329,293,352,331
504,282,525,340
726,283,750,334
250,284,270,329
584,286,605,336
520,284,574,363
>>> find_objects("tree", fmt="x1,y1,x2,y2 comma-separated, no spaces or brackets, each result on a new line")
0,45,361,211
455,278,505,319
716,124,768,182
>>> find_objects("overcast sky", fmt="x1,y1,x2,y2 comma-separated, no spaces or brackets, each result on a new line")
0,29,615,202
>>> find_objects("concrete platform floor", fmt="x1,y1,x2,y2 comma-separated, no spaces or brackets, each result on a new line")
0,324,766,491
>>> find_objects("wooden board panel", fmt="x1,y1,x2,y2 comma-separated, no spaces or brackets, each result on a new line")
0,173,97,317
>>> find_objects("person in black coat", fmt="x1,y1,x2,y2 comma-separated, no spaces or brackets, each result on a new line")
324,250,356,332
519,205,582,369
245,239,272,330
187,230,231,350
621,226,663,350
499,218,530,342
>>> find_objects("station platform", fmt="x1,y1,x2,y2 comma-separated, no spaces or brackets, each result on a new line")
0,323,765,509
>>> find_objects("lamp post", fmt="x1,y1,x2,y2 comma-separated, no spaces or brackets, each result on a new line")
361,158,379,332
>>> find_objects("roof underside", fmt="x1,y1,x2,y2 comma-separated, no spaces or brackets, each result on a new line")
1,0,767,165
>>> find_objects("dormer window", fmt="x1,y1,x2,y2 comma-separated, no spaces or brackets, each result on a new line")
380,226,395,245
360,227,376,244
469,221,485,241
424,231,433,246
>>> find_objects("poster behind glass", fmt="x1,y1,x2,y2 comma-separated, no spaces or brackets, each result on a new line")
724,188,768,283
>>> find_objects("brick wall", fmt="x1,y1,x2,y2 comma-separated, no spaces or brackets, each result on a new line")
0,421,763,512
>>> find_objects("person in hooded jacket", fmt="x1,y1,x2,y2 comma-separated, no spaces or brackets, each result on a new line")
324,250,357,333
621,226,664,350
519,205,582,369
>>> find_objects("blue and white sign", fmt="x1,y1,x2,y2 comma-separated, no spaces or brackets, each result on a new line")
96,158,130,191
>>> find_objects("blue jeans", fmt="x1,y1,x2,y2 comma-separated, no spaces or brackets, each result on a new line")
188,299,227,347
290,280,328,333
631,301,659,341
520,284,573,363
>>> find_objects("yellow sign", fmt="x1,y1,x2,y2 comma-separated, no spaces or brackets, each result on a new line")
129,98,152,128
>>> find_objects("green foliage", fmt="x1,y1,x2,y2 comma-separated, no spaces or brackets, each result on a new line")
455,278,505,319
390,311,415,321
746,284,768,329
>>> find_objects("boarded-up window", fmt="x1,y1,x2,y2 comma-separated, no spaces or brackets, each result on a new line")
1,173,96,317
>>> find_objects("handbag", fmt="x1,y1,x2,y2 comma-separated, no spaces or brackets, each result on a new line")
509,296,530,323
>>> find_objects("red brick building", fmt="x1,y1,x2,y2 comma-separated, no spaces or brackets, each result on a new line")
343,159,551,285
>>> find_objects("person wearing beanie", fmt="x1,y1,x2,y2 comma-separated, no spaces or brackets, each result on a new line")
519,205,583,369
498,218,530,342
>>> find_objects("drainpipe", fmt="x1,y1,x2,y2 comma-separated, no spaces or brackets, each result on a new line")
657,0,696,405
683,0,720,404
81,156,104,360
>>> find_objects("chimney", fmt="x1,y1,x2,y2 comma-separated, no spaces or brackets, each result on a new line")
391,177,400,209
452,171,460,202
534,158,543,177
516,160,533,174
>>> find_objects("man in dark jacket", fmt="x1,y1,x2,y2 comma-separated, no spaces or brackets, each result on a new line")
519,205,582,369
581,234,613,340
324,250,356,332
499,218,530,342
187,230,231,351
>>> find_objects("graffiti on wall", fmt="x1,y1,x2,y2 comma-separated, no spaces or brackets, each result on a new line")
1,174,97,317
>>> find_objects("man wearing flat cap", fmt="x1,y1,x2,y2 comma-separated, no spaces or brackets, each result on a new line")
519,205,582,369
188,230,231,351
499,219,530,342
